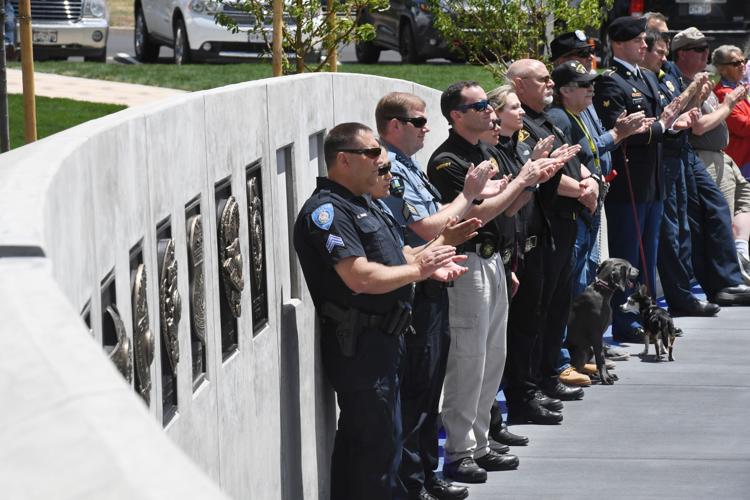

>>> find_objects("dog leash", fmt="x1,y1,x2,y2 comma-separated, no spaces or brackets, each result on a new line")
621,142,652,295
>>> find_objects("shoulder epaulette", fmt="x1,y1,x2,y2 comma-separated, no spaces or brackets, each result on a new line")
602,69,616,77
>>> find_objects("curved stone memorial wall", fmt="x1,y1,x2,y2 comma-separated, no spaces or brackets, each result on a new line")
0,73,446,499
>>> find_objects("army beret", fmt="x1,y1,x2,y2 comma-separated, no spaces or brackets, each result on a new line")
551,30,592,62
608,16,647,42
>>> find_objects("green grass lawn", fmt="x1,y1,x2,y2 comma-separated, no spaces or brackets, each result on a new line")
8,94,126,149
19,61,500,93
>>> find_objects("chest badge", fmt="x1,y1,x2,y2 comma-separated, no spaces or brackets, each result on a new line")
518,129,530,142
312,203,334,230
666,80,675,92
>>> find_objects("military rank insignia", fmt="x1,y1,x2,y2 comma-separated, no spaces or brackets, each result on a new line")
603,100,610,108
435,161,451,171
326,234,344,253
312,203,334,230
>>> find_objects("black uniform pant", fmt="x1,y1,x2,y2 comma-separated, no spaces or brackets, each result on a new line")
534,215,578,385
321,321,405,500
399,286,450,497
504,242,545,407
685,149,744,298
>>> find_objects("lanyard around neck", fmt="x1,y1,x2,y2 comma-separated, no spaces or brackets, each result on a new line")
565,108,600,174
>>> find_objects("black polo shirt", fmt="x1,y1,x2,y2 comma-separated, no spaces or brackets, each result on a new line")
293,177,412,315
426,128,516,251
520,104,583,218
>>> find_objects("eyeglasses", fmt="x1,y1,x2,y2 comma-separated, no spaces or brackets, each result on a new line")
686,46,709,53
378,163,392,176
721,59,747,67
337,147,382,158
491,118,502,129
523,75,552,84
456,99,491,112
388,116,428,128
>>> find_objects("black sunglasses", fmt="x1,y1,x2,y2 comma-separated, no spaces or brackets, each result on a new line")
686,46,709,53
722,59,747,67
457,99,491,112
378,163,392,176
569,81,594,88
389,116,428,128
337,147,382,158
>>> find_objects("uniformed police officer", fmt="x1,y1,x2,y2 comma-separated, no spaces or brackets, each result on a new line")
505,59,589,412
376,92,493,500
593,16,684,342
426,81,546,484
293,123,458,500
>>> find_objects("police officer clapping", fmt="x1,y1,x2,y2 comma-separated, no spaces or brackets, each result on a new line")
293,122,461,500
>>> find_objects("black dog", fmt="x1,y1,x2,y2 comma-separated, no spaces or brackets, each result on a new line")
620,284,677,362
567,258,639,385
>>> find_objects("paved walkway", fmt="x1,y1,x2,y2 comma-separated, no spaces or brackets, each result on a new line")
6,68,186,107
447,306,750,499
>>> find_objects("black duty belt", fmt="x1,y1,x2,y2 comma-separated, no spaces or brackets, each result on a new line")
524,235,538,253
458,241,513,264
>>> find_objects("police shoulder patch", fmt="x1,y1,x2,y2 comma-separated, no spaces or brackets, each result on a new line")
311,203,334,230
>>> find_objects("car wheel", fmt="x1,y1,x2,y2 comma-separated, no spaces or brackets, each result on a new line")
135,7,160,63
173,17,191,65
85,49,107,63
399,23,423,64
355,39,380,64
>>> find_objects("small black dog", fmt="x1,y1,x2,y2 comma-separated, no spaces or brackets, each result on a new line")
620,284,677,362
567,258,640,385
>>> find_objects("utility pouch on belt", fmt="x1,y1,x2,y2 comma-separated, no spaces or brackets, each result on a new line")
384,301,413,337
322,303,360,358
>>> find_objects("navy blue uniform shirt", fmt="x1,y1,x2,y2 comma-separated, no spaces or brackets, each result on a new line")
293,177,412,315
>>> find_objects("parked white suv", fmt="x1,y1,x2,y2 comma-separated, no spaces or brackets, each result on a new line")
9,0,109,61
134,0,321,64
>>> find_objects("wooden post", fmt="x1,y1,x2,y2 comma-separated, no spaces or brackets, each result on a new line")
18,0,36,143
272,0,283,76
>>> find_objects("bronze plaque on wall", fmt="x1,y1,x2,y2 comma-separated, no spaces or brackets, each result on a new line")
246,163,268,334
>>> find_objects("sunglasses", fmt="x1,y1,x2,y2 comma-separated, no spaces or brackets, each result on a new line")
457,99,491,112
491,118,502,129
686,46,709,53
523,75,552,84
337,146,382,158
389,116,428,128
378,163,392,176
722,59,747,67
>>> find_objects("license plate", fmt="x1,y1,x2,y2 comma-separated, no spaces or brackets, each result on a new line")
689,3,711,15
247,31,266,43
32,30,58,44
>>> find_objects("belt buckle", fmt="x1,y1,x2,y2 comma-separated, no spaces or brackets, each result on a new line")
525,235,537,253
479,241,496,259
501,249,512,265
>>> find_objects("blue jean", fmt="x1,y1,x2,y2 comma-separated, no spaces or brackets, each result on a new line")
558,212,601,371
606,200,664,337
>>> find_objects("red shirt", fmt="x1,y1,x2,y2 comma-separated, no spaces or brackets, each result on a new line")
714,80,750,168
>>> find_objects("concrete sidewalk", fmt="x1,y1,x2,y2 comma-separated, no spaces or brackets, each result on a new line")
7,68,186,107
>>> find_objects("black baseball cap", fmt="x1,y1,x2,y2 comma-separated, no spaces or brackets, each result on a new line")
608,16,647,42
551,30,592,62
551,60,600,88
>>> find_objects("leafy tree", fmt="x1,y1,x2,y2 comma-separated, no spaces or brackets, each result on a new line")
428,0,613,81
216,0,388,73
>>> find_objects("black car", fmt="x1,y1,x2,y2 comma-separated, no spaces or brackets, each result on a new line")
355,0,465,63
609,0,750,51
